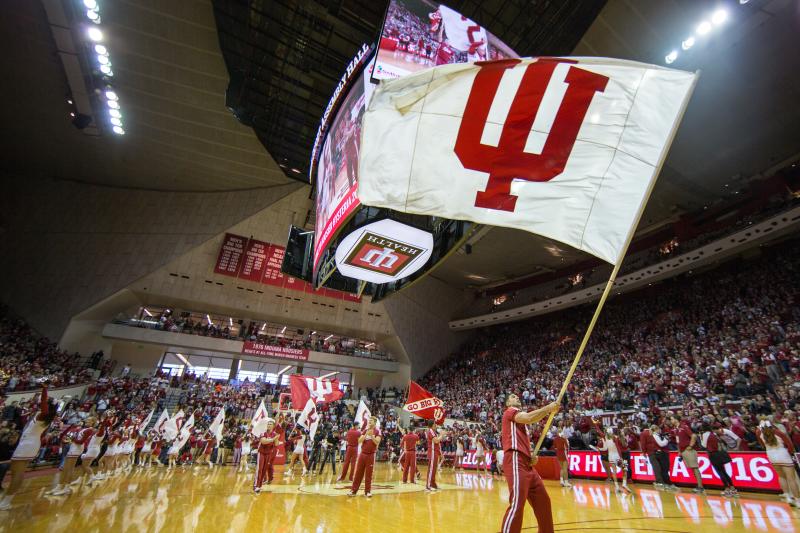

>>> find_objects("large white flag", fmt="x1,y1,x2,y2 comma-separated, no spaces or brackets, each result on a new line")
152,408,170,435
355,399,371,431
175,413,195,444
296,399,321,442
250,400,270,436
358,57,697,265
162,409,184,441
208,408,226,443
136,408,155,436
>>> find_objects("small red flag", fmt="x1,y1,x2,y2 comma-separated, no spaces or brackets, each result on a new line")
403,381,446,424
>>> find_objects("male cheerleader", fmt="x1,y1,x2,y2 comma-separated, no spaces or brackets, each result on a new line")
254,419,278,493
338,421,361,482
401,425,420,483
426,422,444,491
348,416,381,498
500,393,559,533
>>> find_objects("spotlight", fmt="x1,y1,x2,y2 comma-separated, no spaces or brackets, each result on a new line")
86,9,99,21
87,27,103,42
83,0,98,8
110,117,122,126
105,90,118,101
107,99,120,109
665,50,678,64
739,0,750,3
66,98,73,104
112,126,125,135
97,54,110,65
94,44,107,55
109,108,121,118
99,65,113,76
711,9,728,25
696,21,712,35
681,36,695,50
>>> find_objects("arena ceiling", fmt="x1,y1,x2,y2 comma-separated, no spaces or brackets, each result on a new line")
0,0,289,191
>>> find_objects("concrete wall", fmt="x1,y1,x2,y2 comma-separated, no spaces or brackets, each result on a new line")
0,174,301,340
382,275,475,378
109,341,165,377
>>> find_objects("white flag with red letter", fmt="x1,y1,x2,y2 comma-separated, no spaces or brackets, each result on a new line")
296,399,321,441
250,400,270,436
152,408,169,436
208,408,226,443
355,399,372,431
135,409,154,436
162,409,184,441
174,413,195,449
358,57,697,265
289,374,344,408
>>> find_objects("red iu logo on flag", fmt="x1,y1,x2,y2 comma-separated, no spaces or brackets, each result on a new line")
454,58,609,212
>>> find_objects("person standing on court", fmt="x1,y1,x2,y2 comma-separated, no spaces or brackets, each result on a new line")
401,425,420,483
426,421,444,491
500,393,559,533
253,419,278,493
670,415,705,494
348,416,381,498
337,421,361,482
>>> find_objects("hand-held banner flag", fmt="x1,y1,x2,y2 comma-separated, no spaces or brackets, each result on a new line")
175,413,195,449
404,381,446,424
208,409,226,442
358,56,698,266
289,374,344,408
163,409,184,441
355,399,372,431
136,409,154,436
153,408,170,436
297,399,321,441
250,400,270,436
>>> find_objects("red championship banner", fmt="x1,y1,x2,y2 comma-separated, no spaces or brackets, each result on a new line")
213,233,246,276
239,238,270,282
241,342,309,361
567,451,782,492
289,374,344,408
403,381,446,424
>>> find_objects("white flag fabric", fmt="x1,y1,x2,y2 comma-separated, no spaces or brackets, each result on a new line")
208,409,226,443
152,408,170,436
162,409,184,441
296,399,320,442
174,413,195,449
358,57,697,265
355,400,371,431
250,400,270,436
136,409,155,436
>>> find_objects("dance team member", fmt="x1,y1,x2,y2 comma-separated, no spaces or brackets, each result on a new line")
552,429,570,488
238,434,252,474
758,420,800,507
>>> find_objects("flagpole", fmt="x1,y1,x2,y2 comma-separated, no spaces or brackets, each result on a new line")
532,70,700,458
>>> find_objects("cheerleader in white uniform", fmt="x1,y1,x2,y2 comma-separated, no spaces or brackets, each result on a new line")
140,434,153,466
757,420,800,507
238,434,252,473
79,417,105,483
0,386,57,511
592,428,631,493
285,431,305,476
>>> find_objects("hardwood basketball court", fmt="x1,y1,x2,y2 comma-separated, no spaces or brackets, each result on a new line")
3,463,796,532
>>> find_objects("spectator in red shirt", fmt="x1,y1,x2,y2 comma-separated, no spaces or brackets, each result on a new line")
670,415,704,493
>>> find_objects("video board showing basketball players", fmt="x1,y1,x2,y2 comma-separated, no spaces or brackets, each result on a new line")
313,68,376,270
371,0,518,81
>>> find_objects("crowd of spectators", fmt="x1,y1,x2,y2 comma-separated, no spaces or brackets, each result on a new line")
0,314,99,393
421,238,800,453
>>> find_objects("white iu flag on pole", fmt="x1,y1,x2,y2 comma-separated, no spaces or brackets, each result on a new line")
162,409,184,441
153,408,170,435
174,414,195,449
208,409,226,442
296,399,321,441
250,400,270,436
136,408,155,435
358,57,697,265
355,399,371,431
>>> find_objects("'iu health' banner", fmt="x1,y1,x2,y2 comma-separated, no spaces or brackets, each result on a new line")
567,450,781,492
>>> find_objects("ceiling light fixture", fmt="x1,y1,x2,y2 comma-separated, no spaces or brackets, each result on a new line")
665,50,678,64
87,27,103,42
319,371,338,379
276,365,292,376
105,90,118,100
711,9,728,25
681,36,695,50
112,126,125,135
94,44,107,55
696,21,712,35
324,334,333,341
83,0,98,8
